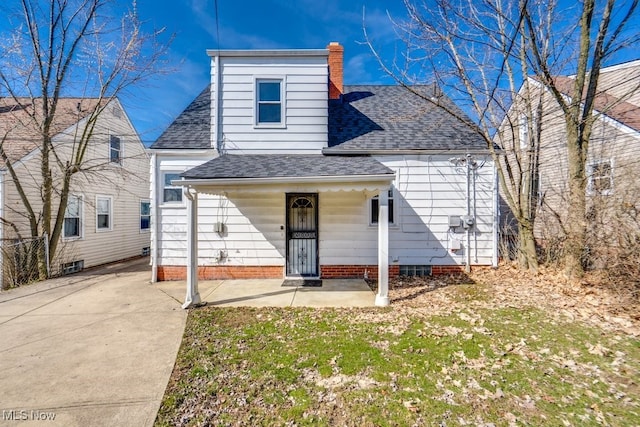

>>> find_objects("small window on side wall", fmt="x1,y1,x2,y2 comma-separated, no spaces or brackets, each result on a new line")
110,135,122,165
96,196,112,231
162,173,183,203
64,195,82,239
140,200,150,231
370,190,395,225
256,79,283,125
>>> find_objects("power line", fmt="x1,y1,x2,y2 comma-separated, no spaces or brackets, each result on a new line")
214,0,220,51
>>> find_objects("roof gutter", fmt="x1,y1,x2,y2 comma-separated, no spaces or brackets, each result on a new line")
321,148,498,155
173,173,394,187
146,148,217,155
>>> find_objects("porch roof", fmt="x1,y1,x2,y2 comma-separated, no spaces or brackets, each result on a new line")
180,154,395,181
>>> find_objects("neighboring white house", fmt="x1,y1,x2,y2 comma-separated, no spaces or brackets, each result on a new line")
0,97,150,286
149,42,498,306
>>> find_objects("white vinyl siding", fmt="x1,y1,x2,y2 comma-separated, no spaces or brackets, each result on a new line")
213,56,328,154
154,154,497,269
378,155,496,266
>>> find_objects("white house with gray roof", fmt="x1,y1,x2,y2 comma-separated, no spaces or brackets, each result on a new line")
148,42,498,307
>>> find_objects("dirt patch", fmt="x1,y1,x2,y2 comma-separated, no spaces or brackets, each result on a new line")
380,264,640,337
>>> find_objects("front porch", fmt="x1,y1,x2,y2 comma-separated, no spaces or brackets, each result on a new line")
155,278,375,307
168,153,396,309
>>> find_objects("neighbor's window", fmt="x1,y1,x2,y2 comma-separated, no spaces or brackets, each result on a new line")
110,135,122,165
96,196,112,230
140,200,150,231
256,79,283,125
587,159,613,195
370,189,395,224
64,195,82,239
518,115,529,150
162,172,183,203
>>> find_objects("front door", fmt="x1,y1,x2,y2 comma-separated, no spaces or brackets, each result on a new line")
286,193,318,277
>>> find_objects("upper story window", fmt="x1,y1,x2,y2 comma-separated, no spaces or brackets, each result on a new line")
587,159,613,196
110,135,122,165
370,189,395,225
162,172,183,204
256,79,283,126
64,194,82,239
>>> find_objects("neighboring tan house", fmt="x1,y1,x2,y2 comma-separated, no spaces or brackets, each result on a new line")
149,42,499,306
0,97,150,286
499,59,640,260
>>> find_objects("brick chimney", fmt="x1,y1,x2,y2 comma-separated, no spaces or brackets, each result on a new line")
327,42,344,100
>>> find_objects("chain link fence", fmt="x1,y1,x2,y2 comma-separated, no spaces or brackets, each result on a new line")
1,235,50,290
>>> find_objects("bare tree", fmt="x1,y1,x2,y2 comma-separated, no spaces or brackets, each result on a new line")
523,0,639,276
0,0,169,278
366,0,638,275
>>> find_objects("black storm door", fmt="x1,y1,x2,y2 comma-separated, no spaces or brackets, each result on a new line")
286,194,318,277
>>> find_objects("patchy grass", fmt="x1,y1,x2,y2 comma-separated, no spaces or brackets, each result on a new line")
156,281,640,426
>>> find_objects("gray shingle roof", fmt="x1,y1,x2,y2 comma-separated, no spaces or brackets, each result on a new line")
181,154,394,180
151,83,487,152
326,85,487,152
150,86,211,149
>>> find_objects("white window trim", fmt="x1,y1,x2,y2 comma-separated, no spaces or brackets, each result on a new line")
160,171,185,207
109,133,123,166
587,158,614,196
63,194,84,241
518,115,529,150
96,195,113,232
140,199,151,233
369,189,397,227
254,76,286,128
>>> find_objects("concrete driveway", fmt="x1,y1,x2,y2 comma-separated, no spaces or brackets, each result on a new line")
0,258,186,427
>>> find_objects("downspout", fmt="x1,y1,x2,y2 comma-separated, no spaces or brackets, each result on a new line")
150,153,158,282
0,171,4,287
492,161,499,268
465,154,471,273
182,186,201,309
212,53,220,151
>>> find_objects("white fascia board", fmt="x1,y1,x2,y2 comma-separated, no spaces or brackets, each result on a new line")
173,173,395,187
207,49,328,58
322,148,493,155
149,148,217,155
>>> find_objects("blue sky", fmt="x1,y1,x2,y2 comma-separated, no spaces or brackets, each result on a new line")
129,0,408,144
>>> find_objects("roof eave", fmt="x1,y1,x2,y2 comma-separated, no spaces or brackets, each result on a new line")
322,148,491,155
207,49,328,58
174,173,395,187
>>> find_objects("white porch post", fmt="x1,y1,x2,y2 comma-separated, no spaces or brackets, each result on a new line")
182,187,201,309
375,189,390,307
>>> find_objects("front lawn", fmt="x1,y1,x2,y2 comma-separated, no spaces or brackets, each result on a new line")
156,273,639,426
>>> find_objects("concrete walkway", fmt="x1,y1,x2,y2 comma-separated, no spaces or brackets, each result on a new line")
0,261,374,426
0,258,186,427
155,278,376,307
